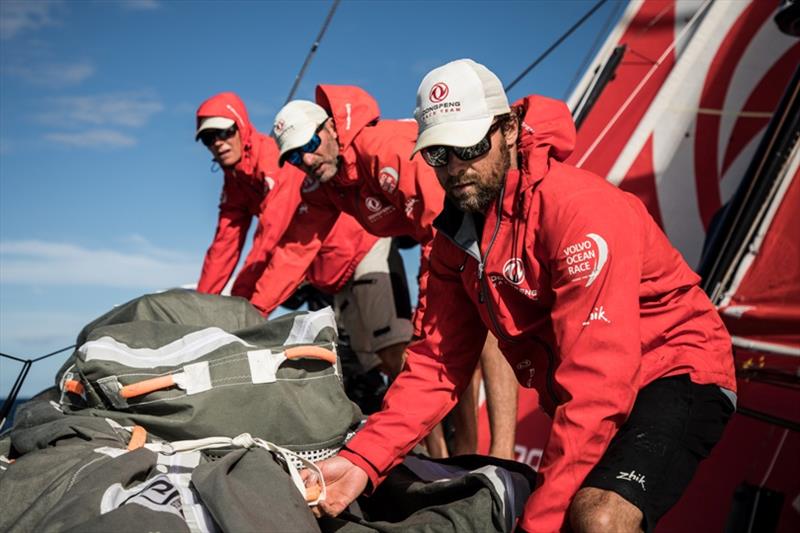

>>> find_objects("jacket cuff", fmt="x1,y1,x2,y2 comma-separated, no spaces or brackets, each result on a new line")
338,448,382,494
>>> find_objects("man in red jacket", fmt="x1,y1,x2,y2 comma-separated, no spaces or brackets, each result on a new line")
195,92,405,375
262,88,519,455
312,60,737,532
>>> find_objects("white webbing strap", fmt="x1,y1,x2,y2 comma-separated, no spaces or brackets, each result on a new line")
144,433,326,506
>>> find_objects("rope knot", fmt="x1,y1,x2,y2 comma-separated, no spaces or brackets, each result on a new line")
232,433,256,448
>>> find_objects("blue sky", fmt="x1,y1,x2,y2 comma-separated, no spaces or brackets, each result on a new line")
0,0,622,398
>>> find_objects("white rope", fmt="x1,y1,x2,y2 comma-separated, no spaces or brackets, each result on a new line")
145,433,326,506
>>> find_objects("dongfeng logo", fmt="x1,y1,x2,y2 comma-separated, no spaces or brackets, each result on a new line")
378,167,399,194
365,196,382,212
503,258,525,285
429,82,449,103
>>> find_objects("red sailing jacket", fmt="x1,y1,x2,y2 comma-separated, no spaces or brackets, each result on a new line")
195,92,375,300
339,95,737,531
250,85,444,324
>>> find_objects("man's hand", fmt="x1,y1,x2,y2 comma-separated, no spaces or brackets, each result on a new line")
305,455,369,518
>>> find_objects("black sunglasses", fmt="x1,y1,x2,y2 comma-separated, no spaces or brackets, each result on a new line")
421,121,502,168
199,124,238,147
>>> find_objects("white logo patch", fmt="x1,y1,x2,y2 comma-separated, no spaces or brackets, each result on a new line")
561,233,608,287
378,166,399,194
616,470,646,491
101,475,184,517
264,176,275,193
582,305,611,326
365,196,382,212
502,258,525,285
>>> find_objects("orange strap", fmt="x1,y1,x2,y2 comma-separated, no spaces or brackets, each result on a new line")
284,346,337,365
119,375,176,399
118,346,334,400
64,379,85,396
127,425,147,450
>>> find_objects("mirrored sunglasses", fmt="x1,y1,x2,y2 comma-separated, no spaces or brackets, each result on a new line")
199,124,238,147
421,121,502,168
285,133,322,167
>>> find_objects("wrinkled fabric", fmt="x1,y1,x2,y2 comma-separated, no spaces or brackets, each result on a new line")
319,453,535,533
195,92,375,300
249,86,444,335
55,290,362,452
340,95,737,532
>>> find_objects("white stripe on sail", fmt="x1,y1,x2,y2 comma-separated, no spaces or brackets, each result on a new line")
80,327,255,368
284,306,337,346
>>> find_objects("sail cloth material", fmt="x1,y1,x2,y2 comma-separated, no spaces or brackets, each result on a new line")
55,289,362,454
1,290,534,532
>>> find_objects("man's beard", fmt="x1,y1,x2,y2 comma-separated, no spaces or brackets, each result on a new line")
446,141,510,213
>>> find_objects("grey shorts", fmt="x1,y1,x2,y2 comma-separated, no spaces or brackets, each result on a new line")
335,238,413,371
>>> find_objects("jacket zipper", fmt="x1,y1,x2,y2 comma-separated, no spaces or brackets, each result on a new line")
477,187,514,341
438,182,560,406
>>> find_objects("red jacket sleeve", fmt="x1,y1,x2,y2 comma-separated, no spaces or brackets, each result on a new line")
249,196,340,315
340,238,486,486
411,238,434,337
197,181,252,294
520,189,643,532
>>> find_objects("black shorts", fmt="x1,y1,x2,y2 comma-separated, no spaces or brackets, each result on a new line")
581,374,735,531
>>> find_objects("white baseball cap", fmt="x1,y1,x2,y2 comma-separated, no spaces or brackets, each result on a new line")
195,116,235,140
412,59,510,155
273,100,329,166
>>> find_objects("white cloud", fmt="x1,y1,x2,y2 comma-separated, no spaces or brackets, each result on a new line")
121,0,161,11
44,129,137,148
0,0,62,40
5,60,94,87
0,239,198,289
37,92,164,128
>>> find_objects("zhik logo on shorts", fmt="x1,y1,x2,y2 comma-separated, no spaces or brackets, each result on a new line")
616,470,646,491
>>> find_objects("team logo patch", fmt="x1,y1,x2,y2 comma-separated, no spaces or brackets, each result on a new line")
616,470,647,491
274,118,286,134
379,166,399,194
264,176,275,193
561,233,608,287
502,258,525,285
301,175,320,193
582,305,611,326
101,475,183,517
429,82,449,103
365,196,382,212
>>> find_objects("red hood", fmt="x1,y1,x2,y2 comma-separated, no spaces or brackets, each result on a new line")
315,85,381,187
196,92,260,176
512,95,576,182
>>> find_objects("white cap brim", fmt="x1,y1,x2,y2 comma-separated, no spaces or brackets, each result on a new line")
277,122,318,166
195,117,235,139
411,115,492,156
